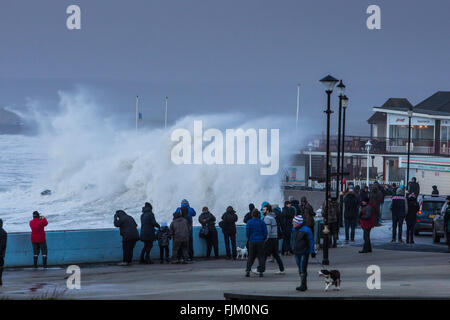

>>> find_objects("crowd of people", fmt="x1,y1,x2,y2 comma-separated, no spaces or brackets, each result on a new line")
0,177,449,291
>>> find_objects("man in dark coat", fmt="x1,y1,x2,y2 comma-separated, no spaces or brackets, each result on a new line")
220,206,238,260
114,210,140,266
343,188,359,242
407,177,420,196
139,202,160,264
431,185,439,196
243,203,255,224
369,184,384,227
0,219,7,286
299,197,315,229
280,201,295,255
170,211,191,263
406,194,420,244
198,207,219,258
323,198,339,248
390,188,407,243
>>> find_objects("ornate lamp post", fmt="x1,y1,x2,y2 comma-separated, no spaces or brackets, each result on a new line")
319,74,338,266
406,105,413,187
365,140,372,187
340,95,349,191
336,80,346,197
308,142,313,188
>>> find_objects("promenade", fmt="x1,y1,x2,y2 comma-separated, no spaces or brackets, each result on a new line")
1,239,448,300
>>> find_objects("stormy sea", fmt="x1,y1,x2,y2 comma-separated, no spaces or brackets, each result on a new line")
0,90,299,232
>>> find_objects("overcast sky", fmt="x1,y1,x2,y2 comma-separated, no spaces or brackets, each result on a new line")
1,0,449,135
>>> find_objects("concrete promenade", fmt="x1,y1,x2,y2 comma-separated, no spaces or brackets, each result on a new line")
1,243,448,300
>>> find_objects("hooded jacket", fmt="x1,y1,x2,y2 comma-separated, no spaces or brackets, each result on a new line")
406,197,420,223
0,219,7,258
220,208,238,235
300,200,315,228
156,226,171,247
246,217,268,242
344,191,360,219
114,210,139,241
29,217,48,243
198,211,217,232
359,203,375,229
291,224,315,255
280,205,295,234
140,204,160,242
264,211,278,239
390,190,407,218
175,199,196,225
243,204,255,224
170,211,191,242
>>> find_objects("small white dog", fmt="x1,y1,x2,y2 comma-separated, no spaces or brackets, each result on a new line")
236,246,248,260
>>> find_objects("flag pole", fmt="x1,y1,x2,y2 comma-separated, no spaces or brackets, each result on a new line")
296,84,300,132
135,95,139,131
165,96,168,129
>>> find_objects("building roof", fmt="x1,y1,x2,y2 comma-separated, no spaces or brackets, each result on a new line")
367,112,386,124
379,98,413,111
414,91,450,114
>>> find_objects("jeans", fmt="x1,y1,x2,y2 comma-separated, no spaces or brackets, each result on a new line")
205,230,219,258
392,215,405,241
344,218,357,241
362,228,372,252
159,246,170,261
122,238,137,263
223,233,237,258
246,241,265,273
406,221,416,243
263,238,284,272
294,253,309,274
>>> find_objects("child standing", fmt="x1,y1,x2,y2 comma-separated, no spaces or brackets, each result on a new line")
157,222,171,263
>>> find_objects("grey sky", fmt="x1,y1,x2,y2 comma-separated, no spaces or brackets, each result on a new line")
1,0,449,135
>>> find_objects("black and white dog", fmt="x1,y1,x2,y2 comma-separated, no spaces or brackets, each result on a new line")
318,269,341,291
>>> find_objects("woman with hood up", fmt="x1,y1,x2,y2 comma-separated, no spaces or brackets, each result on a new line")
139,202,160,264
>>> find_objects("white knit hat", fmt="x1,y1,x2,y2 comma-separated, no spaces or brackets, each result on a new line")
293,215,304,225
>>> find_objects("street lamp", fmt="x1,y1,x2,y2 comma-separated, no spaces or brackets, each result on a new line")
365,140,372,188
319,74,339,266
406,105,413,188
308,142,313,188
340,95,349,191
336,80,346,198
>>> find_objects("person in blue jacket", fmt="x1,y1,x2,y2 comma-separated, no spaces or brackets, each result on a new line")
245,209,268,277
291,215,315,291
175,199,196,260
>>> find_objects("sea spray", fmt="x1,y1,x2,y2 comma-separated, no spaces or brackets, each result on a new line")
0,88,305,231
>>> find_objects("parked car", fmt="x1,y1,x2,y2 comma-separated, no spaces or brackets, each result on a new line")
415,195,446,235
432,201,449,243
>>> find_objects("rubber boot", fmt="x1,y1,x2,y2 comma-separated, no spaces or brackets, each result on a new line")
33,256,38,268
296,273,307,291
42,255,47,268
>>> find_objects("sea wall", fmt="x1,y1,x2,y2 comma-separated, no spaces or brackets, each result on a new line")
3,226,248,267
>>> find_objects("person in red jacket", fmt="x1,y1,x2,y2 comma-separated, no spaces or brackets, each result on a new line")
359,196,375,253
29,211,48,268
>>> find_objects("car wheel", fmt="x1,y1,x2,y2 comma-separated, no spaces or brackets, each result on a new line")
414,229,419,236
432,224,440,243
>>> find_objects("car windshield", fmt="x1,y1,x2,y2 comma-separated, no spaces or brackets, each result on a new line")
421,201,445,212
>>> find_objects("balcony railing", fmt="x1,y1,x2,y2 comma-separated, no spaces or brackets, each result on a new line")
307,135,439,155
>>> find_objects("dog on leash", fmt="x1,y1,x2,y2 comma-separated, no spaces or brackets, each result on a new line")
318,269,341,291
236,246,248,260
